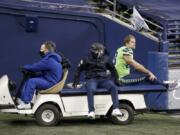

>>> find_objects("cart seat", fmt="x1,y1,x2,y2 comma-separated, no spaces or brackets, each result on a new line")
60,83,167,96
39,69,68,94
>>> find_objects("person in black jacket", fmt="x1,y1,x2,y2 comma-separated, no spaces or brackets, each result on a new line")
73,43,122,119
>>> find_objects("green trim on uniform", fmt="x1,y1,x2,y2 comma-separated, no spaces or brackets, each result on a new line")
119,76,146,84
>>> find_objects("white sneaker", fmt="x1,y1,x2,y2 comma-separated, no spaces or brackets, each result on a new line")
87,111,95,119
16,98,24,105
175,82,180,89
175,79,180,89
112,108,122,116
163,79,180,90
166,80,180,90
163,80,175,84
17,102,31,109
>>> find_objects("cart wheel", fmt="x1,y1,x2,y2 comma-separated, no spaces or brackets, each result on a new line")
35,104,60,126
110,103,134,125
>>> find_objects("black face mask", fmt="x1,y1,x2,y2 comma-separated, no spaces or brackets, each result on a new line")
91,50,104,59
39,51,45,57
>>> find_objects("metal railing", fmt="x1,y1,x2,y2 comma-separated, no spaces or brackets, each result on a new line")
103,0,163,35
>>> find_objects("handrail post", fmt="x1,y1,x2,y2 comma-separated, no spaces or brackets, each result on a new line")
159,22,169,52
113,0,116,18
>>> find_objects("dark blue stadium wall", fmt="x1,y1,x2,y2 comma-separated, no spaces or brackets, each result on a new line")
0,3,159,88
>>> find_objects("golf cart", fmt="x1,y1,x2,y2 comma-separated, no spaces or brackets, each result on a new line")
0,69,167,126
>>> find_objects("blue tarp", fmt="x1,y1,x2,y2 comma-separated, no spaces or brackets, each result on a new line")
118,0,180,24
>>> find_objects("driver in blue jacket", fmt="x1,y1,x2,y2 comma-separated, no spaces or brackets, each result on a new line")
17,41,62,109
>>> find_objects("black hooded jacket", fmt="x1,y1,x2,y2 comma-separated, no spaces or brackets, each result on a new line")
73,54,119,84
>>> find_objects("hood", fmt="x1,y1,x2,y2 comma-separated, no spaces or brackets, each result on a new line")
45,52,62,63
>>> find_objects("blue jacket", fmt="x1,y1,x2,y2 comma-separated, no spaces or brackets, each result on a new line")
24,52,62,84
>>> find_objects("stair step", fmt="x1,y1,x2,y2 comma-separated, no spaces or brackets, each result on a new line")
169,61,180,66
169,43,180,48
168,23,180,26
168,38,180,42
169,50,180,54
167,32,180,35
167,27,180,31
168,56,180,59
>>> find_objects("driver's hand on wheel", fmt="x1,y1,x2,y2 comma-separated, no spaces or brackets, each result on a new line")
20,67,28,74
